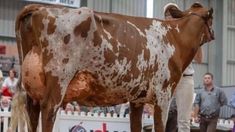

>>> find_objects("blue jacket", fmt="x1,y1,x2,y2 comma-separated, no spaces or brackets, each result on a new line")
230,92,235,108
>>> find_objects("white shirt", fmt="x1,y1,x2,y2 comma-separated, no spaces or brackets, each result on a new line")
183,63,194,75
2,77,18,92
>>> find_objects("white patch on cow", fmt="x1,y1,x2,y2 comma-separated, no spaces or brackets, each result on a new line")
127,21,145,37
175,24,180,33
40,19,49,41
200,33,205,44
136,50,148,71
100,35,113,51
167,25,172,30
103,29,112,40
40,7,95,111
143,20,175,125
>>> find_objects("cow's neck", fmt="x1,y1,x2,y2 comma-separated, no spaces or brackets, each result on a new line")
171,16,205,71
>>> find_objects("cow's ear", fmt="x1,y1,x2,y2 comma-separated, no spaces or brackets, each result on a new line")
169,7,184,18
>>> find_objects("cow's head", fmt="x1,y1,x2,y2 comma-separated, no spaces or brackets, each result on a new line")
169,3,214,44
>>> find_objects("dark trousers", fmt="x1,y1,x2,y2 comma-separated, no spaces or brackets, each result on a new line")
199,116,218,132
165,111,178,132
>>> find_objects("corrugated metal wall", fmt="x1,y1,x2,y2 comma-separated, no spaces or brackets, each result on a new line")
0,0,27,38
87,0,111,12
87,0,146,17
223,0,235,86
111,0,146,17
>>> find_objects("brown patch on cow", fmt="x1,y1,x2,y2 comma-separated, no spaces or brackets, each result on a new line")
103,49,117,64
62,58,69,64
154,104,164,131
78,11,81,14
130,86,139,96
74,17,91,38
93,31,102,47
137,90,147,98
63,34,70,44
47,16,56,35
25,71,29,77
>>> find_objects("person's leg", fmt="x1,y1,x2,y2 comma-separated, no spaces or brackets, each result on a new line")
165,111,178,132
199,117,208,132
207,118,218,132
175,76,194,132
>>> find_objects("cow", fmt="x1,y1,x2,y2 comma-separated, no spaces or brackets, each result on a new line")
11,2,214,132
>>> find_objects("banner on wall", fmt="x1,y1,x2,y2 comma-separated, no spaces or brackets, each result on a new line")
0,45,6,54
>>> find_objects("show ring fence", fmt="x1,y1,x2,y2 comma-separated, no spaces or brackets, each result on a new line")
0,107,234,132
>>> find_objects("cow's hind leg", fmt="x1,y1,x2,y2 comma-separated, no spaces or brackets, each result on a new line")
153,105,165,132
130,102,144,132
26,95,40,132
40,75,62,132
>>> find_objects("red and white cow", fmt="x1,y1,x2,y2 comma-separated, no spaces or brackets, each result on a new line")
11,3,214,132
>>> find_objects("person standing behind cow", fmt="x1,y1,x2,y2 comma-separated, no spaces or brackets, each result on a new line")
164,3,202,132
0,69,18,98
194,72,227,132
163,3,203,132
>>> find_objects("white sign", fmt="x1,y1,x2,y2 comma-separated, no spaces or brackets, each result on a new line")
23,0,81,8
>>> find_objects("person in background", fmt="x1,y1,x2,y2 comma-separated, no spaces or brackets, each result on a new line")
163,3,203,132
0,70,3,88
194,72,227,132
1,69,18,98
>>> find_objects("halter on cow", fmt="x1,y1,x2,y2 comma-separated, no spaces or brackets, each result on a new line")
11,3,214,132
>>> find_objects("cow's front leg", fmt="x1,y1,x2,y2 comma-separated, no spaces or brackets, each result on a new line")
41,101,58,132
129,102,144,132
153,105,165,132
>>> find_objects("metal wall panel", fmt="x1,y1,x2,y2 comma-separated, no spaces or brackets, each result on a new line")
227,0,235,26
227,29,235,60
112,0,146,17
0,0,27,37
87,0,146,17
223,0,235,86
87,0,110,12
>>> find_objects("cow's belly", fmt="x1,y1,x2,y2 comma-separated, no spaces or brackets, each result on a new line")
63,71,128,106
22,46,45,101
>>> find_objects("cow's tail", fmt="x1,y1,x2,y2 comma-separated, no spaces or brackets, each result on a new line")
10,76,31,131
15,4,43,65
10,4,42,131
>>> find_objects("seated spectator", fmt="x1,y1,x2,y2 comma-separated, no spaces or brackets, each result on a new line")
143,104,154,116
1,69,18,98
65,103,75,113
0,96,11,111
0,70,3,88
